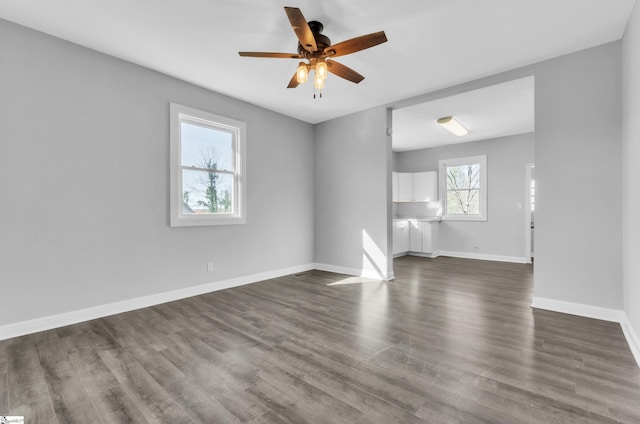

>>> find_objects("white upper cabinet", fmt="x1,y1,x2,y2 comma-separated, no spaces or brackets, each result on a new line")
413,172,437,202
397,173,414,202
392,171,437,202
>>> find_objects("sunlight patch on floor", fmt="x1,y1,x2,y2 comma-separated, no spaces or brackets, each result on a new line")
327,276,383,286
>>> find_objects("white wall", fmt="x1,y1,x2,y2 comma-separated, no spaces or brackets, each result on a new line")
395,133,534,260
0,19,315,327
622,2,640,348
314,107,393,280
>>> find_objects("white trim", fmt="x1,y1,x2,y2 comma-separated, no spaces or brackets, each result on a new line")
439,154,487,221
531,297,640,368
525,163,535,263
313,263,394,281
621,313,640,367
407,251,440,259
169,102,247,227
438,250,528,264
531,297,624,322
0,264,315,341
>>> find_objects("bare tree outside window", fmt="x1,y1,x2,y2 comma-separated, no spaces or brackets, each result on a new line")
184,149,233,214
446,164,480,215
180,123,235,216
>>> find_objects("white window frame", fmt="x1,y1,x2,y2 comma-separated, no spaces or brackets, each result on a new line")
169,103,246,227
439,155,487,221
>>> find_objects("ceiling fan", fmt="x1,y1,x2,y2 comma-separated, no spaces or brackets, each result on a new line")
239,6,387,97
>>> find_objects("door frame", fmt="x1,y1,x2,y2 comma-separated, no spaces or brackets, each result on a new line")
525,163,535,263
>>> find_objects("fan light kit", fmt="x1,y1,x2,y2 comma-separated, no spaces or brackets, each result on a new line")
437,116,469,136
239,7,388,98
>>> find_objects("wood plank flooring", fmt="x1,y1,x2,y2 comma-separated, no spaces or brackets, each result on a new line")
1,256,639,423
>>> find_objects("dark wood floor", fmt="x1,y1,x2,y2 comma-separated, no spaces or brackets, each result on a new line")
1,256,639,423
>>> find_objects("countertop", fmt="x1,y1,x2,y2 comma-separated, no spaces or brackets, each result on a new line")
393,217,442,222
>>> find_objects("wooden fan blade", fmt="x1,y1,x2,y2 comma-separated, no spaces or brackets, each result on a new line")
327,60,365,84
239,52,301,59
284,7,317,53
326,31,387,57
287,72,300,88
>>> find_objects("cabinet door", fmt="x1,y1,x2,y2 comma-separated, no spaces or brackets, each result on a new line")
392,172,399,202
413,171,437,202
392,223,401,255
422,222,432,253
398,173,414,202
399,221,410,252
409,221,422,252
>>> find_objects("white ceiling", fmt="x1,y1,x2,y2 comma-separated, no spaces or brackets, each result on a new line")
0,0,635,125
392,76,535,152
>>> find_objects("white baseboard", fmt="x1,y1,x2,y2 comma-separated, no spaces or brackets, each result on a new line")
532,297,639,368
313,263,394,281
438,250,528,264
621,313,640,368
531,297,624,322
0,263,316,341
407,251,439,259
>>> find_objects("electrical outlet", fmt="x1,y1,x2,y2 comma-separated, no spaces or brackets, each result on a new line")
473,244,479,252
207,262,214,272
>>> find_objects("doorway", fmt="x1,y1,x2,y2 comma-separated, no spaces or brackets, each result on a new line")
525,164,535,263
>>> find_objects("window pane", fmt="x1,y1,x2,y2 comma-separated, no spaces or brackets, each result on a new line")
182,169,234,215
447,189,480,215
181,122,234,171
446,164,480,190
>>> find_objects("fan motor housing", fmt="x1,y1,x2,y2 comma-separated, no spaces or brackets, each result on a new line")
297,20,331,57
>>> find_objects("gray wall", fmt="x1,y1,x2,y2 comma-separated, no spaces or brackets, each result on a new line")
534,43,622,309
623,3,640,332
0,19,315,326
395,133,534,259
390,41,623,311
314,107,393,279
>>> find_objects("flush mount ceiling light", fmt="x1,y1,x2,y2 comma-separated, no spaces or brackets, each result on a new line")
239,7,388,99
437,116,469,136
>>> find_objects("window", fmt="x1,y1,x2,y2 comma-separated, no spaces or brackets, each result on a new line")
170,103,246,226
439,155,487,221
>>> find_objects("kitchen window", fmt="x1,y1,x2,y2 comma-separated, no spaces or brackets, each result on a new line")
169,103,246,226
439,155,487,221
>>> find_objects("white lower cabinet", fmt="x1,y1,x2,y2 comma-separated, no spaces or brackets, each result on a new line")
393,220,410,255
408,220,440,256
394,219,440,257
409,220,423,252
421,222,439,254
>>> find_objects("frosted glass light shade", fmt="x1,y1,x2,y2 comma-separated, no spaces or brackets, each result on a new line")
316,61,328,79
437,116,468,136
296,63,308,84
